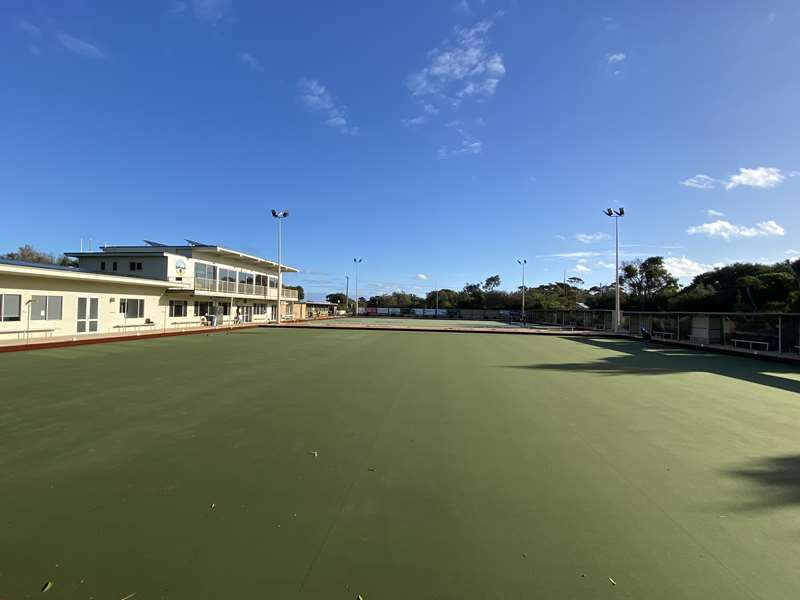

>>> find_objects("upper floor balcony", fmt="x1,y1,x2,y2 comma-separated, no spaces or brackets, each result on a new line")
170,277,299,300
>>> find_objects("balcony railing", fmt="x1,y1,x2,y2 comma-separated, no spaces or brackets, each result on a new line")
169,277,296,299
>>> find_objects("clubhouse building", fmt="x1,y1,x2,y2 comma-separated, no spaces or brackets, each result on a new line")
0,241,301,342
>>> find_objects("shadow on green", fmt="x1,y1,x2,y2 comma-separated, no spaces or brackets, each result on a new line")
502,336,800,396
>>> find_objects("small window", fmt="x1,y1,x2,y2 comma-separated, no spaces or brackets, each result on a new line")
100,261,106,271
136,262,143,271
129,262,136,271
120,298,144,318
31,295,63,321
112,261,117,271
169,300,188,317
0,294,22,322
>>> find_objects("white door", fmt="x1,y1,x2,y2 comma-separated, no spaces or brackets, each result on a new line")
77,297,99,333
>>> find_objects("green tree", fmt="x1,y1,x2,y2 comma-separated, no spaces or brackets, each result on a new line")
621,257,678,309
482,275,501,292
326,292,347,306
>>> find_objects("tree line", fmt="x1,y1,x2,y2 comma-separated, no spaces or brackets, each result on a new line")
326,256,800,313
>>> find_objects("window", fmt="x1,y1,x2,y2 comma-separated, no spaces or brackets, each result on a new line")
194,301,214,316
255,274,268,287
31,295,63,321
130,261,136,271
100,261,106,271
221,302,230,316
129,262,142,271
112,261,117,271
119,298,145,318
268,276,278,289
0,294,21,322
169,300,188,317
253,303,270,315
136,262,142,271
195,262,217,280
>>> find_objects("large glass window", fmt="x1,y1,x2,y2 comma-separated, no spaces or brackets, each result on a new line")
0,294,21,322
31,295,63,321
268,276,278,289
195,262,217,280
169,300,188,317
120,298,144,318
194,301,214,317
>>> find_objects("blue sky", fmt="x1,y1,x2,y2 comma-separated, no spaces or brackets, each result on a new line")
2,1,799,299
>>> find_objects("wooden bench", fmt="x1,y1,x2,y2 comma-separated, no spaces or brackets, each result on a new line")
731,338,769,352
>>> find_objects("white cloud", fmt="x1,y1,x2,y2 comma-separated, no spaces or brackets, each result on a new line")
725,166,784,190
663,256,721,279
456,0,471,15
423,103,439,115
437,127,482,159
407,19,505,105
554,234,566,241
56,33,106,60
192,0,231,24
789,171,800,177
596,261,615,269
15,18,41,37
416,273,429,281
681,174,716,189
575,264,591,273
575,232,610,244
298,78,358,136
786,249,800,258
402,115,427,127
238,52,263,73
686,219,785,240
606,52,626,64
707,209,725,217
548,251,601,259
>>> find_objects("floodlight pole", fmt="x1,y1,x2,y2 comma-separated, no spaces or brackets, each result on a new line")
345,275,350,314
353,258,362,316
517,259,527,325
271,209,289,323
604,207,625,332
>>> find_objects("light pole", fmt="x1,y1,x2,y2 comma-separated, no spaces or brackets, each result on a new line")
517,259,527,325
271,209,289,323
345,275,350,315
603,207,625,332
353,258,362,317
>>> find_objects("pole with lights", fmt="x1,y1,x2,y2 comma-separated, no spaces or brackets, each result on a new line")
517,259,527,325
271,209,289,323
603,207,625,332
353,258,362,317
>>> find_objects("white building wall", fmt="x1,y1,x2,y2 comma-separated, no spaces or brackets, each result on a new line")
0,274,169,340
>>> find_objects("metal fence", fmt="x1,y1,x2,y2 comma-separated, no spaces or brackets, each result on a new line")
355,306,800,356
527,309,800,356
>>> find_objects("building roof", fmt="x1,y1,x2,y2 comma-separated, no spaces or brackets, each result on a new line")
0,259,187,288
67,242,299,273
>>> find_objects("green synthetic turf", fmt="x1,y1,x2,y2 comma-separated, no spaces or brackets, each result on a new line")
2,329,800,599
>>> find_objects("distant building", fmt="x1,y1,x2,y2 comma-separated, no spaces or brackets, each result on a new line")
0,241,299,342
